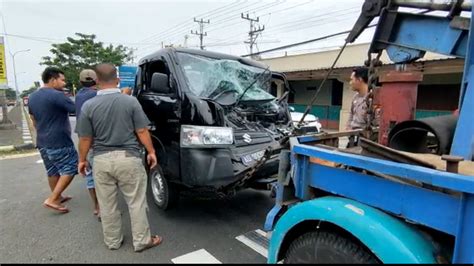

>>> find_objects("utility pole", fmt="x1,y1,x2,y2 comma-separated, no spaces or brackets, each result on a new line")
130,47,138,64
11,49,31,102
241,13,265,59
191,18,210,50
183,35,189,48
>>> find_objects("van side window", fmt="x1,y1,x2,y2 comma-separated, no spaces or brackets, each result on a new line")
133,67,143,96
146,60,170,90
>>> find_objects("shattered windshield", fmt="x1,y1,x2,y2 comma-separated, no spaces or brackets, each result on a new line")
177,52,274,102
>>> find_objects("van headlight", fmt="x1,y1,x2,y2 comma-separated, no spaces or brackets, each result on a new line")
181,125,233,148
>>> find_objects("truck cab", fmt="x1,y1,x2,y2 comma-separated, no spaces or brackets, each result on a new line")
264,0,474,263
134,48,293,209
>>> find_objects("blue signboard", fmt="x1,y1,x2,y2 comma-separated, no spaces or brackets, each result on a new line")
118,65,138,88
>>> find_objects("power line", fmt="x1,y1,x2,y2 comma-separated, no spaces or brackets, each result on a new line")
135,2,395,58
262,41,346,57
205,0,285,32
135,1,260,54
261,14,361,41
136,1,283,56
0,33,58,43
135,6,362,56
213,6,430,56
0,32,175,46
202,39,280,48
241,24,378,57
262,7,360,35
259,0,314,18
136,0,244,44
134,1,279,57
211,6,360,47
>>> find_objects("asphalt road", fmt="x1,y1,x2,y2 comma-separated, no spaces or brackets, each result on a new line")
0,106,14,121
0,117,275,263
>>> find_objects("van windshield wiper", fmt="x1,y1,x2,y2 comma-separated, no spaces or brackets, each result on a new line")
234,66,271,106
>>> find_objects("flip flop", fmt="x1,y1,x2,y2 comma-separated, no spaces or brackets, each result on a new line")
60,196,72,203
135,235,163,253
43,202,69,213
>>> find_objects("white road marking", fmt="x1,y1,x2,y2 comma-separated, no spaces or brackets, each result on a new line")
36,160,43,164
235,235,268,259
171,249,222,264
255,229,268,238
19,108,34,145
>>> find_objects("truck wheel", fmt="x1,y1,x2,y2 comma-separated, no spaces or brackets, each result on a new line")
149,165,179,210
284,231,378,264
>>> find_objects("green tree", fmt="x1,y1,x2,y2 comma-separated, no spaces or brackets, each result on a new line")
19,86,38,98
5,88,17,100
41,33,133,89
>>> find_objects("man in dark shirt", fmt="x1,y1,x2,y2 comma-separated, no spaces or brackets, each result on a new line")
75,69,100,218
75,69,98,119
28,67,77,213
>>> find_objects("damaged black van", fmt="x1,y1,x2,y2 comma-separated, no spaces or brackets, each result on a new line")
134,48,293,209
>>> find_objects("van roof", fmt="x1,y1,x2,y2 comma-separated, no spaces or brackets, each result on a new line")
138,47,268,69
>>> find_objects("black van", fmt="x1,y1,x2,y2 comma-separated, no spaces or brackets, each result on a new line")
134,48,293,209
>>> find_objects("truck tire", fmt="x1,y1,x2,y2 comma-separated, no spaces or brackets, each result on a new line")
284,231,378,264
148,165,179,210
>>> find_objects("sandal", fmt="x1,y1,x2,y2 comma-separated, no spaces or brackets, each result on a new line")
43,202,69,213
135,235,163,252
60,196,72,203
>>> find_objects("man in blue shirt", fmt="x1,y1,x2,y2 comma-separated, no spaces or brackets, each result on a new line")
75,69,98,118
28,67,77,213
75,69,100,218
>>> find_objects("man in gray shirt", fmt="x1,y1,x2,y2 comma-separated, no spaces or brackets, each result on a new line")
77,63,163,252
346,67,370,131
346,67,376,147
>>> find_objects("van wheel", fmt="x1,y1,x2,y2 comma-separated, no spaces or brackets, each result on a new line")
149,165,179,210
284,231,378,264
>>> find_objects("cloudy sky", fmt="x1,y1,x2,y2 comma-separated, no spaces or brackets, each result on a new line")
1,0,377,92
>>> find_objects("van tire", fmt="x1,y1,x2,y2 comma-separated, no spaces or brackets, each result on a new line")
284,231,378,264
148,165,179,210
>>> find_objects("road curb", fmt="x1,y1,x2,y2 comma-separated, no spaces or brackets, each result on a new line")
0,142,35,152
0,145,15,152
0,105,36,152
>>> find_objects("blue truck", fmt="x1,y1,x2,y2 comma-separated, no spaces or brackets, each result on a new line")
265,0,474,263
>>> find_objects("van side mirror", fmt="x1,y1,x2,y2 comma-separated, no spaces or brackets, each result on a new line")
150,73,170,93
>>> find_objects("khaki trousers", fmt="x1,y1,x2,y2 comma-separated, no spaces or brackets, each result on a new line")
93,151,151,251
